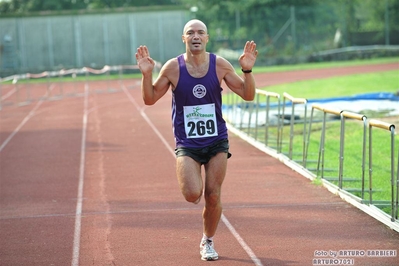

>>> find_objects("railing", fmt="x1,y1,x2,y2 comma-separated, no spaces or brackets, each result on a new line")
281,92,308,164
224,89,398,230
368,119,398,222
225,89,282,152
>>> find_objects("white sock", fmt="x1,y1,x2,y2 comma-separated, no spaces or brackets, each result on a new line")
202,234,213,242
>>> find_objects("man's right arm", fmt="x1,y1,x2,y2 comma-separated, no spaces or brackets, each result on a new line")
141,68,171,105
136,45,171,105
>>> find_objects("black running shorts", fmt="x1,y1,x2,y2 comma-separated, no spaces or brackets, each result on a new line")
175,139,232,165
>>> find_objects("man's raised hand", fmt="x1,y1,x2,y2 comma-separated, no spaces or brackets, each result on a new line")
135,45,155,74
238,41,258,71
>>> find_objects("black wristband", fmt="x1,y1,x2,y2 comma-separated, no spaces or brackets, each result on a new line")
241,69,252,73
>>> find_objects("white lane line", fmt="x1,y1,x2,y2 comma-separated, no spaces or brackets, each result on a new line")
1,87,16,101
221,215,263,266
121,84,263,266
71,83,89,266
121,85,175,157
0,84,54,152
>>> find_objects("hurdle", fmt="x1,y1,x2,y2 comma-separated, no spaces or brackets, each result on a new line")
368,119,397,222
254,89,282,152
281,92,308,165
307,104,342,179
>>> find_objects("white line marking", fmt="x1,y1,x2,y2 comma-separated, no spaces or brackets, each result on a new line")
1,87,16,101
121,84,263,266
0,84,54,152
221,215,263,266
71,83,89,266
121,85,175,157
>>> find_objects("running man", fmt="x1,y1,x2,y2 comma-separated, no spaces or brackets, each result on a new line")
136,19,258,261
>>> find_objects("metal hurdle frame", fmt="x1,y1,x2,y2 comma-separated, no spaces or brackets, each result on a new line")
224,89,282,153
255,90,282,152
338,111,367,191
281,92,308,164
368,119,397,222
307,104,342,179
308,106,368,192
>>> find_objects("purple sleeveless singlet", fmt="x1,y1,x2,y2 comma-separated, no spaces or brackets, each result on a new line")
172,53,228,148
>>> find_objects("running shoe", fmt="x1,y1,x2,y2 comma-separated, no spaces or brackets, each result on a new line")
200,239,219,261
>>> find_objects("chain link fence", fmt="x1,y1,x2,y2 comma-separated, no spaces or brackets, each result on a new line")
0,9,188,77
200,2,399,65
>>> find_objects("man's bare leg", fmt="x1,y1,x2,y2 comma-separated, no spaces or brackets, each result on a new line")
176,156,203,203
203,152,227,237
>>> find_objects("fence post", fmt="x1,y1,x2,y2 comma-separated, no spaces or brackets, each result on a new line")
313,106,342,179
254,93,260,141
339,111,367,190
396,146,399,220
282,92,307,162
368,119,396,221
255,90,281,151
307,104,322,172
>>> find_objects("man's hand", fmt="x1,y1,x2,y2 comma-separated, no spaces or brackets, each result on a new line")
238,41,258,71
136,45,155,75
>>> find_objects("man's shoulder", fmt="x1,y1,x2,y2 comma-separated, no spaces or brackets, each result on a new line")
214,54,234,73
164,57,179,67
214,54,231,65
161,57,179,73
159,57,180,85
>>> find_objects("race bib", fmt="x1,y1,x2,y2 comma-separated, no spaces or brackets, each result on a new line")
183,104,218,139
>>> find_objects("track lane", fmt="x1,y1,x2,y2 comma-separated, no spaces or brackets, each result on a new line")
0,95,85,265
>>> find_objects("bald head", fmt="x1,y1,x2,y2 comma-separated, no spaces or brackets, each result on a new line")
183,19,208,34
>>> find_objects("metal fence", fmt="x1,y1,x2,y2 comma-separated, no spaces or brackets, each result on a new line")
0,10,188,77
197,2,399,65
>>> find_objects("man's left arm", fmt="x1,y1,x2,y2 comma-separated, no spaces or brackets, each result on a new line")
222,41,258,101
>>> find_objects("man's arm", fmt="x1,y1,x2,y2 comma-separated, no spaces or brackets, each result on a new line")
136,45,171,105
221,41,258,101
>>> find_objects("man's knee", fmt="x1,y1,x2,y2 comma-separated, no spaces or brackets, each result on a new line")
183,190,202,203
204,191,220,206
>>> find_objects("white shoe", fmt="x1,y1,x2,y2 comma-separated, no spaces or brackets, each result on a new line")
200,239,219,261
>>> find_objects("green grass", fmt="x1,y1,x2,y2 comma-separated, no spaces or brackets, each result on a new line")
256,70,399,99
250,57,399,73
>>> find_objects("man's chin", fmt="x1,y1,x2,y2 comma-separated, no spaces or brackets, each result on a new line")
189,46,204,52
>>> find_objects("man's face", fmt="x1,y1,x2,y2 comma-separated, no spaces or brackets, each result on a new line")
182,21,209,53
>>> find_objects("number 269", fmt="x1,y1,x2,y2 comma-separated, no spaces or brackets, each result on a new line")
188,120,215,136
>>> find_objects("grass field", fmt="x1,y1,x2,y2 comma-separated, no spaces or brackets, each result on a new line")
257,70,398,100
252,57,399,73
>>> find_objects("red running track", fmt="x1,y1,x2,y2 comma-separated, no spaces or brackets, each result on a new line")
1,63,399,266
